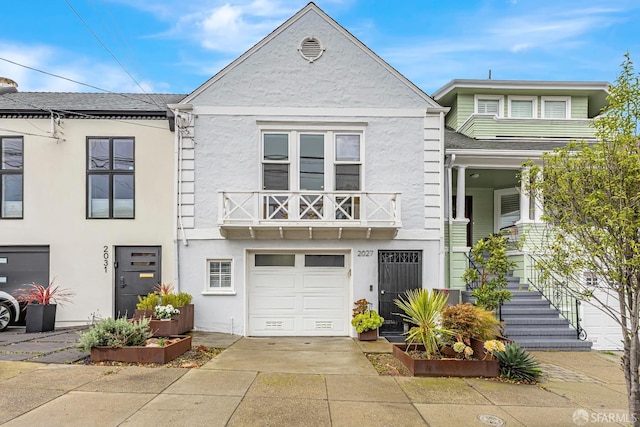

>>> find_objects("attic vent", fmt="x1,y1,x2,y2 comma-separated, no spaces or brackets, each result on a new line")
298,37,325,63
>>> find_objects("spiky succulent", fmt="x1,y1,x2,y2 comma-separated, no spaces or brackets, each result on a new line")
495,343,543,382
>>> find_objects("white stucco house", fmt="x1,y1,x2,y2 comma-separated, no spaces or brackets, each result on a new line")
169,3,448,337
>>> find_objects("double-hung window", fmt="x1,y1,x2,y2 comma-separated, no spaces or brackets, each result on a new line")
0,137,23,219
542,97,570,119
475,95,503,116
261,128,363,221
508,96,537,118
206,259,233,294
87,137,134,219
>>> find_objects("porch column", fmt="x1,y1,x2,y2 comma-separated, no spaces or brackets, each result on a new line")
518,167,530,223
533,167,544,221
447,166,453,220
455,166,466,220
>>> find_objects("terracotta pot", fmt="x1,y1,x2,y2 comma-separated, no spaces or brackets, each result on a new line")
392,343,499,377
90,335,192,364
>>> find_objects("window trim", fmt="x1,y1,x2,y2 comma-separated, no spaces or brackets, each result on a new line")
507,96,537,119
474,95,503,117
0,136,24,220
86,137,135,219
203,258,235,295
260,126,365,193
541,96,571,119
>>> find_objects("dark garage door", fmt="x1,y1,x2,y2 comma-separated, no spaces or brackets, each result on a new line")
0,246,50,294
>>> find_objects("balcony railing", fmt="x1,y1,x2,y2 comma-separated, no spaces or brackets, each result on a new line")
218,191,401,227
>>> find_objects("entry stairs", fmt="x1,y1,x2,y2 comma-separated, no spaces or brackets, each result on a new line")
463,274,592,351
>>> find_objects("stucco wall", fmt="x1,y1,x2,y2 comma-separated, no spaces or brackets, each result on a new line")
179,239,440,334
0,118,175,324
191,9,428,109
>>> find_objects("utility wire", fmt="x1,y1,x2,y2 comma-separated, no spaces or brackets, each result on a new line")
0,127,57,139
64,0,163,109
0,57,160,107
1,94,170,131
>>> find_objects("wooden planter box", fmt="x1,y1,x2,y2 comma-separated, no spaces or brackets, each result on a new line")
25,304,57,333
90,335,192,364
392,343,499,377
134,304,194,336
357,329,378,341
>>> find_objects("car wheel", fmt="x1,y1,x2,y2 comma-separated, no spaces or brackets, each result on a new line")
0,302,12,332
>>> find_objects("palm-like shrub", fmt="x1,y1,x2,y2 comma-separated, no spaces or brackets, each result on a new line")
394,289,453,359
495,343,543,382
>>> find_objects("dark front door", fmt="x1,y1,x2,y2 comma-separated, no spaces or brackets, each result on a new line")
378,250,422,335
115,246,161,318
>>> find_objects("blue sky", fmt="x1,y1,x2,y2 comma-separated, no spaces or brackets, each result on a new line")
0,0,638,96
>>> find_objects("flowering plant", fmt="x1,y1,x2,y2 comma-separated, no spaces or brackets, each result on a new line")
483,339,506,360
154,304,180,319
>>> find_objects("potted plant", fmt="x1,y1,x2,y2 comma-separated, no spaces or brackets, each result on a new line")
14,282,73,333
351,298,384,341
154,304,180,320
391,289,502,377
78,316,192,364
134,285,194,336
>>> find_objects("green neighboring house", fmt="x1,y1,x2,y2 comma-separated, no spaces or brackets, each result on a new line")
433,80,614,350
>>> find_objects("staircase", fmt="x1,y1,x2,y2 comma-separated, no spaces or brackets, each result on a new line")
463,274,592,351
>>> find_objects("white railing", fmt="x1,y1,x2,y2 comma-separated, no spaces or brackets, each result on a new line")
218,191,401,226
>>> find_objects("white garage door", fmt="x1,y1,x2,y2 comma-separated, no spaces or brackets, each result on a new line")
248,252,349,336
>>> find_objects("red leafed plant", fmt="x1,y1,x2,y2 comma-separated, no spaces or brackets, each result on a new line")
14,282,74,306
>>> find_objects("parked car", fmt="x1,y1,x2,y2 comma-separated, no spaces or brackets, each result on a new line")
0,291,23,331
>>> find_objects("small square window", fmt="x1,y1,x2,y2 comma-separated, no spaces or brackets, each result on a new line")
207,260,233,292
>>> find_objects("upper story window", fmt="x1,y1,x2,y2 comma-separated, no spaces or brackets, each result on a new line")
508,96,537,118
261,130,363,193
0,137,23,219
475,95,503,116
542,97,571,119
87,137,134,219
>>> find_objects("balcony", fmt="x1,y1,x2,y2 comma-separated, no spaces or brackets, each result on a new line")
218,191,401,240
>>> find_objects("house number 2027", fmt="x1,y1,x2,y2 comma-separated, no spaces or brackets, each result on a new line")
357,250,373,257
103,246,109,273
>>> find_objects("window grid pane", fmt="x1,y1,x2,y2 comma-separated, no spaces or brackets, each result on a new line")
0,137,23,219
544,101,567,119
478,99,499,115
209,261,232,288
87,138,135,219
336,135,360,162
510,100,533,118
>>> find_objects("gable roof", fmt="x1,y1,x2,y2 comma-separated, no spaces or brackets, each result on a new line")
0,92,185,118
181,2,440,108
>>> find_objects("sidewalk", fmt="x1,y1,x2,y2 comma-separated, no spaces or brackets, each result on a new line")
0,332,630,426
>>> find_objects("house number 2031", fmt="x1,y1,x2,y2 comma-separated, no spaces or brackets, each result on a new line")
103,246,109,273
357,250,373,257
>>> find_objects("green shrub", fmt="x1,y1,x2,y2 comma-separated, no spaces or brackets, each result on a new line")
78,317,152,351
495,343,543,382
136,294,160,310
351,310,384,333
163,292,192,307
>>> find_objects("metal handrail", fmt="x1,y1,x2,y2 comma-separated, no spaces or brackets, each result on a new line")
526,254,587,340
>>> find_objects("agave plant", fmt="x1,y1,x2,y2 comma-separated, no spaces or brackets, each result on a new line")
394,289,453,359
495,343,543,382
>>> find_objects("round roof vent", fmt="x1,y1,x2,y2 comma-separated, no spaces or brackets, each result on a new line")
298,37,325,63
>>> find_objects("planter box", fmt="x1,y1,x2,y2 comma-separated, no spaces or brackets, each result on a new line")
357,329,378,341
133,304,194,336
90,335,192,364
392,343,499,377
25,304,57,333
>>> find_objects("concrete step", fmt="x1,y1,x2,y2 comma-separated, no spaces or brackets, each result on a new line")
501,307,561,316
513,338,592,351
503,299,550,307
505,327,578,337
502,317,569,326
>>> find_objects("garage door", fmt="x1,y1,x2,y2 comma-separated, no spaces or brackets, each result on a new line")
0,246,50,293
248,252,349,336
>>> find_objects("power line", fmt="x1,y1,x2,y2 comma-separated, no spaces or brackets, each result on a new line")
1,93,170,131
0,127,57,139
64,0,163,109
0,57,159,107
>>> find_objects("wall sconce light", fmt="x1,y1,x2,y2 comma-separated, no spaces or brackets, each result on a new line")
470,173,480,179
